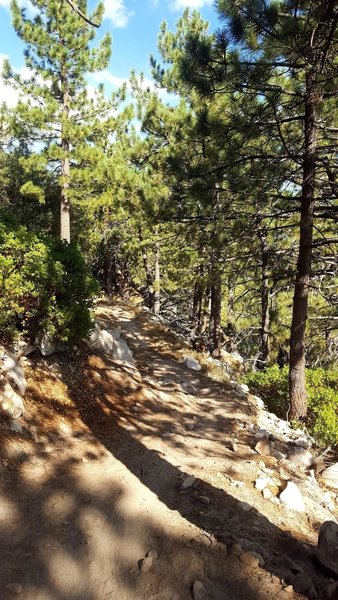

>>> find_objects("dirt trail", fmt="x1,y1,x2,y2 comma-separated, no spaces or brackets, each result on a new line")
0,301,326,600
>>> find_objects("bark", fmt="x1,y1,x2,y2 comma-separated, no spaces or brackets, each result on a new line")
60,62,71,243
258,230,270,369
289,71,318,420
192,264,204,330
210,269,222,358
138,226,155,310
104,246,113,296
153,229,160,316
199,284,210,335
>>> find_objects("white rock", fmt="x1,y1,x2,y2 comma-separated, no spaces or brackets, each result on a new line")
0,349,27,395
255,477,271,491
279,482,305,512
317,521,338,576
0,379,24,419
321,463,338,490
113,338,134,363
39,333,57,356
183,357,201,371
252,395,265,408
263,488,273,500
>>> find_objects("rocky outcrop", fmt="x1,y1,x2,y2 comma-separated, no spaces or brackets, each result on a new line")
87,322,134,364
317,521,338,576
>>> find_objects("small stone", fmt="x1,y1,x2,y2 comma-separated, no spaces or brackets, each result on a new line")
263,488,273,500
240,502,251,512
271,449,286,461
254,429,269,441
240,551,259,568
183,357,201,371
284,584,293,594
147,550,158,559
255,437,271,456
5,583,22,594
186,423,195,431
279,482,305,512
180,475,197,492
192,580,205,600
198,496,210,505
255,477,269,491
229,441,239,452
140,556,153,573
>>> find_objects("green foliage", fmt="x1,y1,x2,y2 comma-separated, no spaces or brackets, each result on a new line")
244,366,338,447
0,215,97,347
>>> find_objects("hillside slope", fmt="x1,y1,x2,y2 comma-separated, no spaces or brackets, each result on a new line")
0,301,337,600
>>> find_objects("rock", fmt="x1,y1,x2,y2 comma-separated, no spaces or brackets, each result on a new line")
287,445,313,468
317,521,338,576
255,477,271,491
88,325,115,355
9,421,23,434
192,581,205,600
0,379,24,419
279,482,305,512
254,429,269,441
240,502,251,512
322,491,335,511
251,395,265,409
0,349,27,395
240,551,259,568
5,583,22,594
321,464,338,490
325,581,338,600
271,449,287,461
294,436,313,450
147,550,158,559
39,333,57,356
291,572,316,596
262,488,273,500
284,585,293,594
229,440,239,452
255,436,271,456
180,475,196,492
113,338,134,363
197,496,210,505
183,356,201,371
140,556,153,573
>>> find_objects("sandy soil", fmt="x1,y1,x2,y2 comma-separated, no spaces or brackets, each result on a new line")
0,301,330,600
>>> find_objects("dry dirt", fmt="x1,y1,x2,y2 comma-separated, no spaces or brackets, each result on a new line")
0,301,332,600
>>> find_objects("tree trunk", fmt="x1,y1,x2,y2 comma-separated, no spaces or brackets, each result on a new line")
138,226,155,310
104,245,113,296
289,72,318,420
153,228,160,315
192,264,204,330
60,63,71,243
210,268,222,358
199,284,210,335
259,230,270,369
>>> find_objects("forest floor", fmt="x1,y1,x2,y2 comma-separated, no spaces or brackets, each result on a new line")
0,300,335,600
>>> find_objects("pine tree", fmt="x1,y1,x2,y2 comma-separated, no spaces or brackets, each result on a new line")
3,0,112,241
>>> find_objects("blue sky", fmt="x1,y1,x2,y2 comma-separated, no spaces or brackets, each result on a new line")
0,0,220,104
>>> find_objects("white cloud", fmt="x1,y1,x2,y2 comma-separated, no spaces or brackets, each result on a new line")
0,0,10,7
103,0,134,27
170,0,213,9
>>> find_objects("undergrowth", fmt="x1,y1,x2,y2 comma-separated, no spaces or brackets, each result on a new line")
244,366,338,448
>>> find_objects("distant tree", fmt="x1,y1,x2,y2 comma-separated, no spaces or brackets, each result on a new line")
3,0,112,241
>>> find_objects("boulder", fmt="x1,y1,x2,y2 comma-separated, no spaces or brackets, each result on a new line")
0,378,25,419
39,333,57,356
320,463,338,490
0,349,27,395
183,356,201,371
279,482,305,512
317,521,338,576
113,338,134,364
87,323,134,364
255,436,271,456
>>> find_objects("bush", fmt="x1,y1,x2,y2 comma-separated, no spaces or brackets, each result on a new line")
0,215,98,347
244,365,338,447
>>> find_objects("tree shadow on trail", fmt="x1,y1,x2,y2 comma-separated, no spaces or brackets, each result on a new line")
0,336,323,600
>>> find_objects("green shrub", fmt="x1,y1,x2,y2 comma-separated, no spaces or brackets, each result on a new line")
0,214,98,347
244,366,338,447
